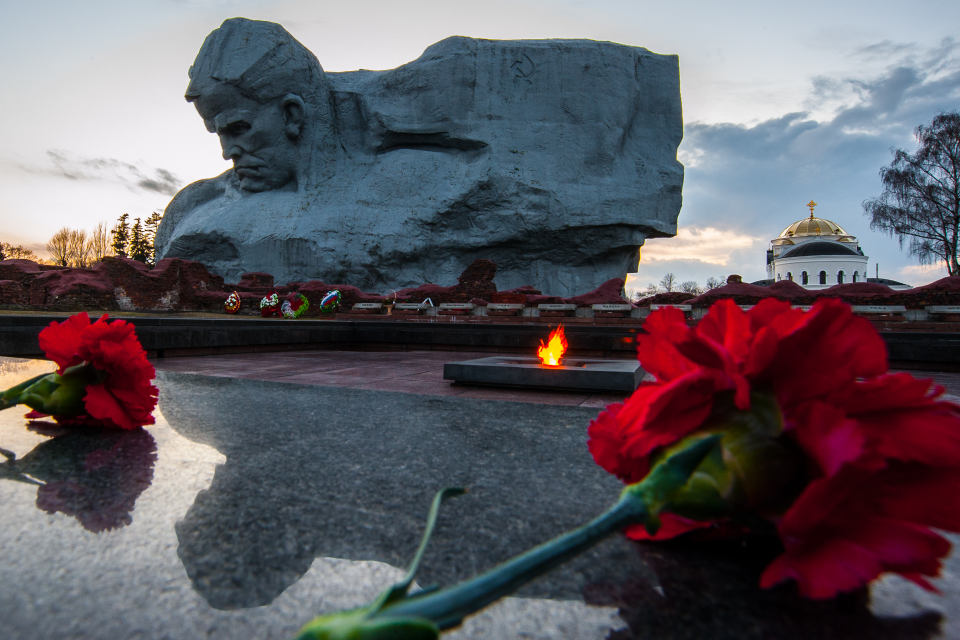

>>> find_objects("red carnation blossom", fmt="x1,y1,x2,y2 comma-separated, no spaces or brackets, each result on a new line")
37,312,158,430
589,298,960,598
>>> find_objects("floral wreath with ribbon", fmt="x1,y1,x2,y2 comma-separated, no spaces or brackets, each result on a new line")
259,292,281,318
281,293,310,319
223,291,241,314
319,289,341,314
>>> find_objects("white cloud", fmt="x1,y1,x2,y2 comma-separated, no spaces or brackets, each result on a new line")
895,262,950,286
639,226,762,266
33,150,184,196
674,38,960,293
625,226,766,299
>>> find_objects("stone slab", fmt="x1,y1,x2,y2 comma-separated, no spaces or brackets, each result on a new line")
852,305,907,314
443,355,644,393
1,314,957,368
0,363,627,639
488,303,524,317
1,361,958,638
538,303,576,318
352,302,384,310
592,304,632,312
439,303,475,316
0,316,642,358
650,304,691,311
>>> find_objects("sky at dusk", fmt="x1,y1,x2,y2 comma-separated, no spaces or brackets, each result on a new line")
1,0,958,293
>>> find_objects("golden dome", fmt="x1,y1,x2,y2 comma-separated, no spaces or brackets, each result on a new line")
777,202,849,238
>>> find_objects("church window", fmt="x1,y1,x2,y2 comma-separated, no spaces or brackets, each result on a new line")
819,271,827,284
787,272,793,281
838,270,845,284
801,271,808,285
852,271,858,283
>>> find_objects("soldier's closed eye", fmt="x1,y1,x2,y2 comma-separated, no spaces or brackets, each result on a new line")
221,121,251,136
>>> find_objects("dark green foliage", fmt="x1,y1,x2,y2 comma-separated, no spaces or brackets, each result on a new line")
111,213,130,258
129,218,150,263
143,211,163,265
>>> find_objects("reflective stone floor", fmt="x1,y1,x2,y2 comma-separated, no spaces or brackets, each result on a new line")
151,349,960,404
2,352,958,639
151,350,632,408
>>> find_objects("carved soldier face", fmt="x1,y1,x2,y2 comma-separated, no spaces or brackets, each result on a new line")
194,83,305,193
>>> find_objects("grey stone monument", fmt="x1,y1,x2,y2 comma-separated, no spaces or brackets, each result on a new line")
155,18,683,296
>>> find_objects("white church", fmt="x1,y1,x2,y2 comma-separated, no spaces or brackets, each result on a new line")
624,200,910,299
766,201,871,289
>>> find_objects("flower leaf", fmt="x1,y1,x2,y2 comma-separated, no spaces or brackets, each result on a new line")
0,372,53,410
377,487,466,609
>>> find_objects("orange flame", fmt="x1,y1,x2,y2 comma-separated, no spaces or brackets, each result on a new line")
537,324,568,367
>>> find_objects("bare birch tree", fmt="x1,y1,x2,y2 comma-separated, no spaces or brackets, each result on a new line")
89,222,111,263
863,112,960,276
47,228,71,267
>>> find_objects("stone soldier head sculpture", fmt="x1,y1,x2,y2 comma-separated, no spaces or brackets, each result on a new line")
184,18,337,193
157,20,683,297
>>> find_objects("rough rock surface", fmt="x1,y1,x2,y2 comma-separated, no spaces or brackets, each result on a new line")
155,18,683,297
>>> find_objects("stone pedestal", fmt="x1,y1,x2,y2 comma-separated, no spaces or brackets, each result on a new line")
0,358,957,638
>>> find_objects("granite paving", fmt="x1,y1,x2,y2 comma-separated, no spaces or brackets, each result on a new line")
151,349,960,405
151,350,631,409
2,353,958,639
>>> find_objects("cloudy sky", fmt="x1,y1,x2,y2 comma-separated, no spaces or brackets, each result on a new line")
1,0,958,292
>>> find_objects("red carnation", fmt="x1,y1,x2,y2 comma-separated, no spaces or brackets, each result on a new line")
32,312,158,430
589,298,960,598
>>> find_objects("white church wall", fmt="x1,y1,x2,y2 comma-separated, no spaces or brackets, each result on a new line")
773,254,869,289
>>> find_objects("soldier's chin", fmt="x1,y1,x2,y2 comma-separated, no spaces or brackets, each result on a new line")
236,172,293,193
236,174,274,193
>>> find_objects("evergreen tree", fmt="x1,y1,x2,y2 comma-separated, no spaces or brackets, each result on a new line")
111,213,130,258
143,210,163,265
129,217,149,263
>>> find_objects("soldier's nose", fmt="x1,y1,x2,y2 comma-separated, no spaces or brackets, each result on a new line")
223,144,243,161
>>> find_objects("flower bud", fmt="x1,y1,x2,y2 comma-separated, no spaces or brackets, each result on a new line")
14,363,101,419
634,391,804,525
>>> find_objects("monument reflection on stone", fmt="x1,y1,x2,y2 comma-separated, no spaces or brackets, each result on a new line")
155,18,684,297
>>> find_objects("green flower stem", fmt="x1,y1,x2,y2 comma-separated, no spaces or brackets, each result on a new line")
386,490,648,630
295,435,724,639
0,456,44,486
0,363,99,417
0,372,52,410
